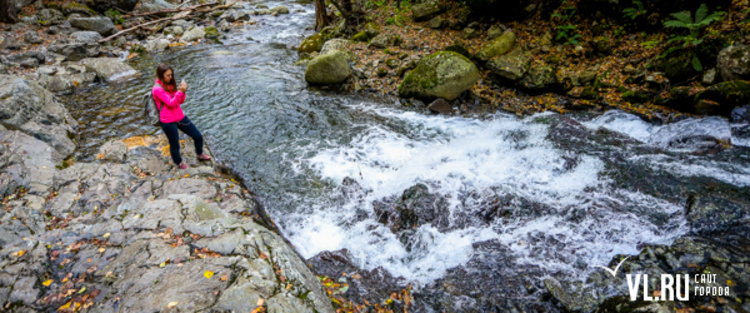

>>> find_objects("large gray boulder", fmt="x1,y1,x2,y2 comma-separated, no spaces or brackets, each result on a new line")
717,44,750,82
411,0,443,21
70,30,103,43
0,74,77,158
49,42,101,61
80,57,138,82
68,16,117,36
475,31,516,61
305,50,351,85
40,72,97,92
398,51,480,100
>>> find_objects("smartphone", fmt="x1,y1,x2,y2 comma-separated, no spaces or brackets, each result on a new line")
180,78,186,85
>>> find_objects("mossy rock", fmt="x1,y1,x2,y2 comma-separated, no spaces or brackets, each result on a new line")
363,22,380,38
398,51,480,101
694,80,750,114
385,59,399,69
204,26,220,38
298,33,328,54
486,49,530,81
659,50,699,81
352,31,368,42
62,2,96,16
129,44,146,55
377,67,388,77
443,43,472,59
622,89,650,103
476,31,516,61
305,50,351,85
519,65,557,90
580,86,599,100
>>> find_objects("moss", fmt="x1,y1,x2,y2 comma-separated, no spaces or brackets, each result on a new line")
377,67,389,77
204,26,219,38
385,59,399,69
622,90,649,102
363,22,380,38
580,86,599,100
352,31,368,42
62,2,96,16
298,33,328,54
129,44,146,55
443,43,472,59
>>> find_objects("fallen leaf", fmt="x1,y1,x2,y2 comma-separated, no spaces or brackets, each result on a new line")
257,298,264,306
42,279,53,287
204,271,214,279
168,301,178,308
160,262,167,268
78,287,86,294
58,301,72,310
103,233,110,238
220,273,227,281
98,248,106,253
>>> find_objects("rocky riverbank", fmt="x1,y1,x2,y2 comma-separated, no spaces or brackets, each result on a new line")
0,57,336,313
297,0,750,122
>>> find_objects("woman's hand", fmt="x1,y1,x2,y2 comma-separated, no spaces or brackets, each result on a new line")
178,81,188,92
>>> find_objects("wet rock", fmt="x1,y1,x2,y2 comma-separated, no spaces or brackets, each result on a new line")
305,50,351,85
373,183,450,234
0,75,77,158
308,249,409,308
486,49,531,81
69,30,102,43
686,194,749,235
731,104,750,122
179,26,205,43
77,58,136,83
270,5,289,14
97,140,127,162
427,98,452,114
695,80,750,114
412,0,443,21
49,42,100,61
399,51,480,101
68,16,117,36
218,19,231,32
220,9,249,22
428,16,445,29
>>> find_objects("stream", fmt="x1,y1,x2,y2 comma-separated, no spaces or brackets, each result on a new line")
62,0,750,310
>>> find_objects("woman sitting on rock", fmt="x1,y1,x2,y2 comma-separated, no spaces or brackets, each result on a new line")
153,63,211,169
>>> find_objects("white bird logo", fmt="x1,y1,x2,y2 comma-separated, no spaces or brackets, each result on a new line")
597,257,629,278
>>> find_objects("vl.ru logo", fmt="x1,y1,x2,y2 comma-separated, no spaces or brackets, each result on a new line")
597,257,731,301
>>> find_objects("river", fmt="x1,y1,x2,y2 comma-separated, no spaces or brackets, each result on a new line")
62,0,750,310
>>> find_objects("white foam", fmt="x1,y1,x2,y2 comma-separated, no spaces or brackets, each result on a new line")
280,105,691,284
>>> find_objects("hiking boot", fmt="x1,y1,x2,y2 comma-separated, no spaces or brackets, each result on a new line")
178,163,189,169
198,153,212,161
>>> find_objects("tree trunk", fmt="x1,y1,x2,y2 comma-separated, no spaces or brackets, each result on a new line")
341,0,352,14
396,0,401,9
0,0,18,24
314,0,328,31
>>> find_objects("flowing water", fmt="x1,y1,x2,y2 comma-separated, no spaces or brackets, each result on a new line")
62,0,750,310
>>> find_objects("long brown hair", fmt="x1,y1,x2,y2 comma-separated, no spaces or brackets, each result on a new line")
156,63,177,92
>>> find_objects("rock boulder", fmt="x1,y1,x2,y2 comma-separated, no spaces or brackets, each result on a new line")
305,50,351,85
398,51,480,101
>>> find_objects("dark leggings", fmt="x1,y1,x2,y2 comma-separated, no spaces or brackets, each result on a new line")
160,116,203,165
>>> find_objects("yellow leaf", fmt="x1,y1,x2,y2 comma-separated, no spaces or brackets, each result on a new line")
98,248,106,253
15,249,27,257
167,301,178,308
78,287,86,293
160,262,166,268
58,301,72,311
204,271,214,279
42,279,53,287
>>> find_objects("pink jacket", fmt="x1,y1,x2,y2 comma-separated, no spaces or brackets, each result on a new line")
152,79,186,123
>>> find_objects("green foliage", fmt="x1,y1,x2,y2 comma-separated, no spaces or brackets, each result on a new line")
552,4,580,45
365,0,387,9
641,40,660,49
105,9,124,25
660,3,724,71
385,9,409,26
622,0,646,20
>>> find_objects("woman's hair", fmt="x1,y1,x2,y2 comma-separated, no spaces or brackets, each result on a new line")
156,63,177,92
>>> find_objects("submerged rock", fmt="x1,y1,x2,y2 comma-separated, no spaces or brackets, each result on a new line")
179,26,206,43
398,51,480,101
305,50,351,85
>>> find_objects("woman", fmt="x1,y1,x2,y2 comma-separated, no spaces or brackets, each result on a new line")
153,63,211,169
